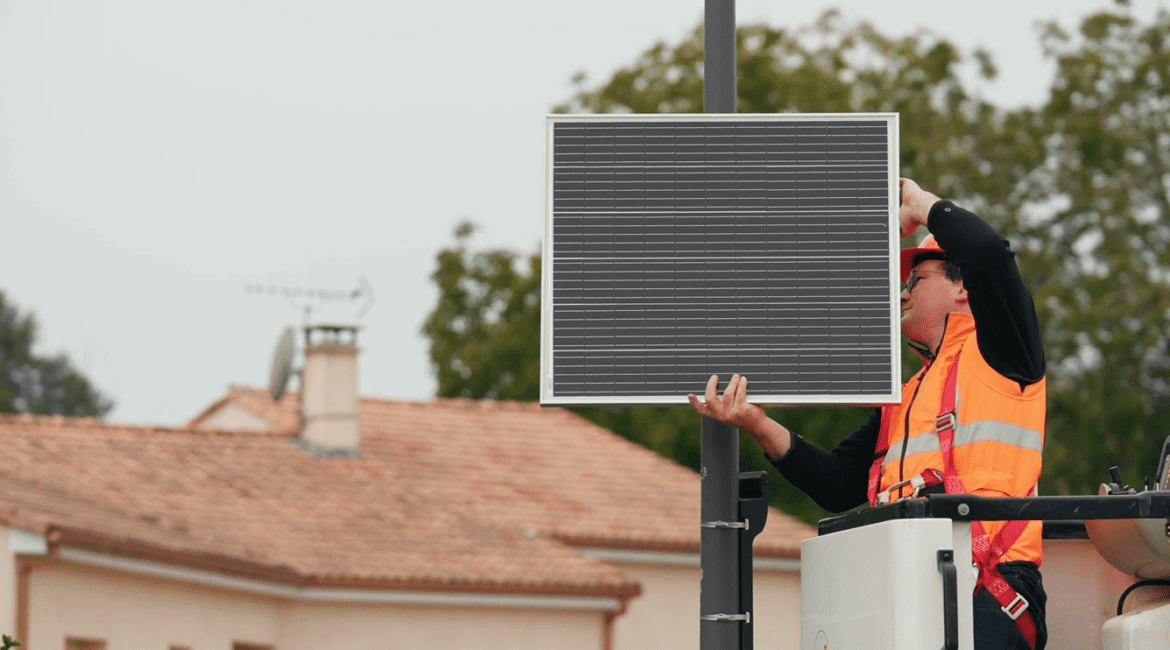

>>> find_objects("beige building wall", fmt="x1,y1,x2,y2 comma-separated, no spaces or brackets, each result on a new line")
752,566,802,650
0,526,17,638
22,558,607,650
1044,538,1136,650
28,562,280,650
277,602,603,650
599,554,801,650
14,530,1165,650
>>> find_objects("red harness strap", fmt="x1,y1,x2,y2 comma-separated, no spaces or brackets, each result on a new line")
867,406,897,507
936,356,1038,650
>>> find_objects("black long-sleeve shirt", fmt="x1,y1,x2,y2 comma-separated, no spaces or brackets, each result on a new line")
772,201,1046,513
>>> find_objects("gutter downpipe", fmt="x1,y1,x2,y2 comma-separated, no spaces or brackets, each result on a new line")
18,528,63,649
602,594,632,650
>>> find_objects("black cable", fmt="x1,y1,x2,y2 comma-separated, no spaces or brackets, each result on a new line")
1116,579,1170,616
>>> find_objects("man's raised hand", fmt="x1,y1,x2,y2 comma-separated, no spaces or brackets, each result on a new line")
687,374,766,433
687,374,795,461
899,178,942,240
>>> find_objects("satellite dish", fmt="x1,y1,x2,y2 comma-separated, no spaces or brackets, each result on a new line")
269,326,296,401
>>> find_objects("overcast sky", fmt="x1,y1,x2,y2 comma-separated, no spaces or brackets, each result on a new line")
1,0,1165,426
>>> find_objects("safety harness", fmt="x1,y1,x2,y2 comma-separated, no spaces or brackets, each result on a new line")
867,355,1038,649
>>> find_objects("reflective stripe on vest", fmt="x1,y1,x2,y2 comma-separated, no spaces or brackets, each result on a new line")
881,421,1044,471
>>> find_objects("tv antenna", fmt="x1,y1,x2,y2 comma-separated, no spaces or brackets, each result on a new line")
244,275,375,325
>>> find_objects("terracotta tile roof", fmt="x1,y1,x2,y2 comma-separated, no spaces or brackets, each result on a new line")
197,388,814,556
0,390,814,597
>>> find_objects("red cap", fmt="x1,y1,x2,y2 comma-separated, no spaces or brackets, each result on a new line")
900,234,945,282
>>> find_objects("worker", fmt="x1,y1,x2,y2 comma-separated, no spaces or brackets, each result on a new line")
689,178,1047,650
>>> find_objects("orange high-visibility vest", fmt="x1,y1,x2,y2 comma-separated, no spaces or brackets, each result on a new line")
878,312,1046,566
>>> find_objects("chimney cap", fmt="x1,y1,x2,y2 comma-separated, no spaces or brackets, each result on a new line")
304,323,362,332
304,324,361,347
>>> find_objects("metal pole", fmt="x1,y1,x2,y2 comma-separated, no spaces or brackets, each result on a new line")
701,3,738,650
700,417,741,650
704,0,736,113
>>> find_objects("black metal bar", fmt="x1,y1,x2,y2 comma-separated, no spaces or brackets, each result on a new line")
927,493,1170,521
818,499,930,536
700,417,740,650
937,550,958,650
738,471,769,650
818,494,1170,537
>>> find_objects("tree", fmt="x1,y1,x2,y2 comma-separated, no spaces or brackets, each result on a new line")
0,292,113,418
1008,5,1170,493
422,222,542,401
556,11,1026,208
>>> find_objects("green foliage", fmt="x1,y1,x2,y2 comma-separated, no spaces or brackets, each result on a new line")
1011,6,1170,494
0,292,113,418
421,222,541,400
425,7,1170,523
556,11,1026,209
1,634,20,649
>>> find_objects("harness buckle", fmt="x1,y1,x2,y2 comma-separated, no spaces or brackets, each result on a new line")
876,474,931,504
935,412,957,432
1001,593,1029,621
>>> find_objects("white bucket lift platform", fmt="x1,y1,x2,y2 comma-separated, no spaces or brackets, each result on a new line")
803,492,1170,650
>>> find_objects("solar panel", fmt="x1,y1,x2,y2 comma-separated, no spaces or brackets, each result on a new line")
541,114,902,406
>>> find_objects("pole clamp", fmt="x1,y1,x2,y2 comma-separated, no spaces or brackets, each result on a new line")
700,613,750,623
701,520,747,529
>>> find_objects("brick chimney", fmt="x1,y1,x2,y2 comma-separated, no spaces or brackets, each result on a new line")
299,324,360,455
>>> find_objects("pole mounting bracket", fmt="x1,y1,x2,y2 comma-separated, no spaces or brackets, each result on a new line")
700,613,751,623
701,520,747,529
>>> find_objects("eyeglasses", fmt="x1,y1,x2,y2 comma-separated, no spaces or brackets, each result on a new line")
904,269,947,294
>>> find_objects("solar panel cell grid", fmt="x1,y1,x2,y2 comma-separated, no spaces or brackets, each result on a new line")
544,115,900,404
